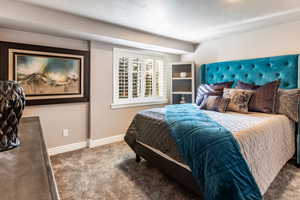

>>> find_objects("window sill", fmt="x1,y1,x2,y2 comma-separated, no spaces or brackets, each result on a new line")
111,99,168,109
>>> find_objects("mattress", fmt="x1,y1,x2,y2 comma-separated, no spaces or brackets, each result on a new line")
125,106,295,195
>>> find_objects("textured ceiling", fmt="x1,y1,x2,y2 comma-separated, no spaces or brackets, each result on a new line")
17,0,300,43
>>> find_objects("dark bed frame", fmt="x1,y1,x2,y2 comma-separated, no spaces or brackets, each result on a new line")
130,54,300,197
133,140,299,198
133,142,203,197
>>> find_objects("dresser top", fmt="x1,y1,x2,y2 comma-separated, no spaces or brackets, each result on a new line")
0,117,59,200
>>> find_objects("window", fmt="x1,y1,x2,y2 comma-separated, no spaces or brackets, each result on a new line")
112,48,167,108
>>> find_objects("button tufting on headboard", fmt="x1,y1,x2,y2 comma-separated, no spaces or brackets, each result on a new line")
199,54,299,89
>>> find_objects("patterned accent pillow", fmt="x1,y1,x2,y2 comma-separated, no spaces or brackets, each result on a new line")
276,89,300,122
196,82,233,108
202,96,230,113
223,88,254,113
235,80,281,113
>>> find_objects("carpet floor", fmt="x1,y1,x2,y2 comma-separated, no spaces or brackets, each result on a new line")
51,141,300,200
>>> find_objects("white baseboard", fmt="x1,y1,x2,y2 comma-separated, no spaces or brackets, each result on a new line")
88,134,125,148
48,134,125,156
48,141,88,156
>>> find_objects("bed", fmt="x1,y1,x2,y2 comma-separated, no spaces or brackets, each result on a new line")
124,54,300,199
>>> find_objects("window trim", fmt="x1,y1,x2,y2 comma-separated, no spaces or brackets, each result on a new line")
111,98,168,109
112,48,167,109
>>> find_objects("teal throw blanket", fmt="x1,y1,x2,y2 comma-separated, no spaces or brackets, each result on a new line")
165,104,262,200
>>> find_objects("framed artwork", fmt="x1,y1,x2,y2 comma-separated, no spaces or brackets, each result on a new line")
0,41,90,105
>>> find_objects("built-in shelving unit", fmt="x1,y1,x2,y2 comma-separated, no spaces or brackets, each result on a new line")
171,63,195,104
172,77,193,80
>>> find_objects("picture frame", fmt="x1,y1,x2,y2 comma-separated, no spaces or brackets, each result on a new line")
0,41,90,105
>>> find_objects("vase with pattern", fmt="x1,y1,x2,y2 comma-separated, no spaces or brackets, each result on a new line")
0,81,25,152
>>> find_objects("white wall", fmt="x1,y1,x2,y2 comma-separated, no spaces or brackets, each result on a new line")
182,20,300,67
0,0,194,54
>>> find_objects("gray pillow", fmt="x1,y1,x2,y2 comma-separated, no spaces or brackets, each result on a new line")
276,89,300,122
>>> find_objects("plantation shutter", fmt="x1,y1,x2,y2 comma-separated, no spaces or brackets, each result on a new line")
144,59,153,97
131,58,142,98
155,60,163,97
118,56,129,99
113,48,166,107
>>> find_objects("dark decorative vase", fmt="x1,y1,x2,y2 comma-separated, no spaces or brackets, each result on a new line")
0,81,25,152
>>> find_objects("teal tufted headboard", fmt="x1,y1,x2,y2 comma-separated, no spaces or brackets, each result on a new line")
199,54,299,89
198,54,300,166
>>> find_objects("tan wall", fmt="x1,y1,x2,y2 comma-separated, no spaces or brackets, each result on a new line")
182,20,300,66
0,28,180,147
90,41,180,140
0,28,89,148
24,103,89,147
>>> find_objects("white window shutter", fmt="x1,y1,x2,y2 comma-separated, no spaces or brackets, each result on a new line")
132,58,142,98
155,60,163,97
117,56,129,99
144,59,153,97
113,48,166,107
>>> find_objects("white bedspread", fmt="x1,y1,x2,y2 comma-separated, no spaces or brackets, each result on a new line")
204,110,295,194
135,107,296,195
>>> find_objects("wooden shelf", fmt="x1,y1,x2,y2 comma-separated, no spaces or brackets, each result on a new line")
172,77,192,80
172,91,192,94
171,63,195,104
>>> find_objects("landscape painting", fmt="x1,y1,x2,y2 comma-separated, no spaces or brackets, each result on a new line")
5,42,89,105
14,53,82,96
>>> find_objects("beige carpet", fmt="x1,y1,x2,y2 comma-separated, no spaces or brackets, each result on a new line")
51,141,300,200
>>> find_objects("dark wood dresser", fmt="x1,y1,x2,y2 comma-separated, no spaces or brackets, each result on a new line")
0,117,60,200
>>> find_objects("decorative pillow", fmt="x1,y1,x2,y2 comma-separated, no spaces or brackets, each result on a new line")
214,81,234,88
202,96,230,113
223,88,254,113
236,81,260,90
196,81,233,108
250,80,281,113
236,80,281,113
276,89,300,122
